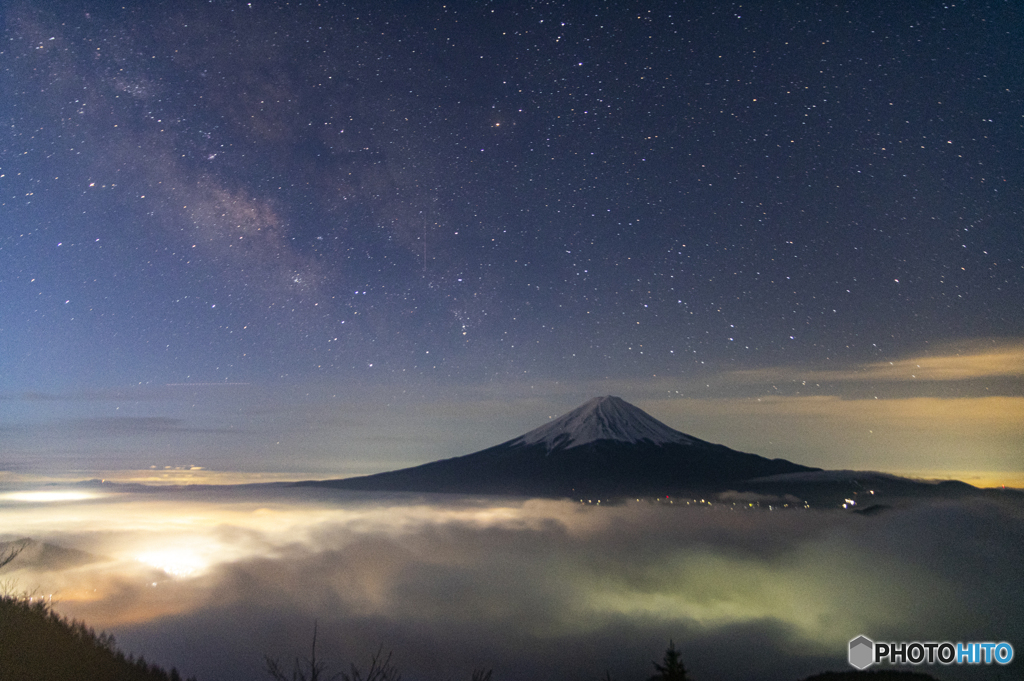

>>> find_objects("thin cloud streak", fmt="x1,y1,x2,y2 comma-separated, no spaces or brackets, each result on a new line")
724,341,1024,385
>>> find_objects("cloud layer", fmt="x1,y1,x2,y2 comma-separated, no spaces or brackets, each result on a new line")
2,486,1021,681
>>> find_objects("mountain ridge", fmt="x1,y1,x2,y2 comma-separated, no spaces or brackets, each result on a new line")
299,396,820,497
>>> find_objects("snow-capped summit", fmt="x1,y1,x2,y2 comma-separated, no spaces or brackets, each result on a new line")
515,395,695,449
301,395,976,502
305,395,819,497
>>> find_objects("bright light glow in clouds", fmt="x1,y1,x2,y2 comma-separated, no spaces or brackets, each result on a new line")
1,485,1021,681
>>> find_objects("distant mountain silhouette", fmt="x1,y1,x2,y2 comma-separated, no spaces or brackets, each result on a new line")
300,396,819,497
735,468,993,506
0,537,103,571
801,671,940,681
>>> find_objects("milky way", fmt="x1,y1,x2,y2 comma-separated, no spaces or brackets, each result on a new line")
1,2,1021,481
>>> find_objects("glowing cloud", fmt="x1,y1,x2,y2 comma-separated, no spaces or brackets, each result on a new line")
0,486,1020,681
0,490,106,503
725,340,1024,384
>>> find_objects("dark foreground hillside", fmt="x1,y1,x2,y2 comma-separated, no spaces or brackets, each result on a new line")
0,594,195,681
0,591,946,681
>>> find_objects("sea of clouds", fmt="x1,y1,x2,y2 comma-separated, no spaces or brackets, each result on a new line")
1,485,1021,681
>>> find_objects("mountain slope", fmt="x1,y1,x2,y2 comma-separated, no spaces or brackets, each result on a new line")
0,594,195,681
301,396,818,497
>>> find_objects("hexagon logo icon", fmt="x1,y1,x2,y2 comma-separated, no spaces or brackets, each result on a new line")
849,635,874,670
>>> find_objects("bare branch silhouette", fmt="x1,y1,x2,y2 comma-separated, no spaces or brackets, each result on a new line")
0,541,26,570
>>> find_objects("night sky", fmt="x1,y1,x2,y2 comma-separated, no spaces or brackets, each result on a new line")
2,1,1022,484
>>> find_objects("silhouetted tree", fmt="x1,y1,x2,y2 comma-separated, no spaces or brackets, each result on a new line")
650,640,688,681
339,646,401,681
265,622,343,681
0,542,25,570
0,593,197,681
265,626,401,681
265,628,498,681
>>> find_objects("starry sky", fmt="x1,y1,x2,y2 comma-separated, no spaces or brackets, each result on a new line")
2,1,1022,484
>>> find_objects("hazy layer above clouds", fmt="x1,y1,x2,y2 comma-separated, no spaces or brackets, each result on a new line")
5,342,1022,489
1,486,1021,681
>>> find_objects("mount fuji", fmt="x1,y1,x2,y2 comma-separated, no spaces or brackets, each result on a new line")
301,396,819,497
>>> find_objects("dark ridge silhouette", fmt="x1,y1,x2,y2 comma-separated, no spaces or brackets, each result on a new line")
0,537,103,571
0,594,196,681
852,504,892,516
299,396,818,497
800,671,941,681
0,596,952,681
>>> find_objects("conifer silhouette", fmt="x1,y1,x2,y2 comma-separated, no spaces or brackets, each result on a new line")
650,640,689,681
